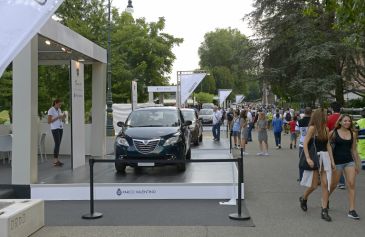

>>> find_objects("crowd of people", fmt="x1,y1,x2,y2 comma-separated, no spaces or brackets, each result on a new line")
211,101,364,221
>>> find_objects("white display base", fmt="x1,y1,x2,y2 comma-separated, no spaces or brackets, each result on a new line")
31,183,244,200
0,199,44,237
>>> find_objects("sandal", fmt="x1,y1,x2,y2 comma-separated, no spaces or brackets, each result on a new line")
53,161,64,167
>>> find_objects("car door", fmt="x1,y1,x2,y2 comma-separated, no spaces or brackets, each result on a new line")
195,110,202,137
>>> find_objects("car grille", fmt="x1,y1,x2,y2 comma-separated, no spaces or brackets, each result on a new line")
133,139,160,154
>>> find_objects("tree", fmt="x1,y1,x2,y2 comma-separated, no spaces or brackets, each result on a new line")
198,28,258,99
195,92,214,104
248,0,361,105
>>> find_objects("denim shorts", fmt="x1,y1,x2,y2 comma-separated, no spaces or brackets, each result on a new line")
233,131,240,136
335,161,355,171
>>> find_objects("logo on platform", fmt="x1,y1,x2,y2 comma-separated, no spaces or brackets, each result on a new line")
116,188,122,196
34,0,47,5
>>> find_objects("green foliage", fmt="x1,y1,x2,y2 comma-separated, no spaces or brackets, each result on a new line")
248,0,365,106
0,110,10,124
195,92,214,104
198,28,257,100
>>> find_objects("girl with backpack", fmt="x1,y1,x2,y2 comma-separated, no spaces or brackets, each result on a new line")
231,109,241,149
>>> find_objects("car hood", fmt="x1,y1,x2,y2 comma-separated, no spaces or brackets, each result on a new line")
199,115,212,118
122,127,180,139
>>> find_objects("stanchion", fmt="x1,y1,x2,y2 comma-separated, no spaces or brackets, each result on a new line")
82,159,103,219
229,148,251,220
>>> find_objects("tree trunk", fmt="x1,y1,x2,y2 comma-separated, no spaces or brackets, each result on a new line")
335,78,345,106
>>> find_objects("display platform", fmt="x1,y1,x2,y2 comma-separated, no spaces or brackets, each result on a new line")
8,137,240,201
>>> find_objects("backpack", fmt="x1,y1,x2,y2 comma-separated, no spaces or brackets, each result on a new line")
227,112,234,121
285,112,292,122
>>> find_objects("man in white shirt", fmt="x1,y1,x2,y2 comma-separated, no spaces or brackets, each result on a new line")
212,106,222,141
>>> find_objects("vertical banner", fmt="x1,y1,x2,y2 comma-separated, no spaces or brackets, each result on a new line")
218,89,232,107
71,60,85,169
180,73,206,105
131,80,138,111
235,94,245,104
0,0,64,76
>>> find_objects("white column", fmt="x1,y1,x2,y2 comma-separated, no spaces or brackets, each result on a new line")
12,36,38,184
90,63,106,157
148,92,153,103
70,60,85,169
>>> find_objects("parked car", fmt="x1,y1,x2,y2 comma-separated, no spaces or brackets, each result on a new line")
199,109,214,125
181,108,203,145
114,107,192,173
202,103,215,109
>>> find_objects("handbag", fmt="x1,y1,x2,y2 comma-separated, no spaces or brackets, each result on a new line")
299,136,319,170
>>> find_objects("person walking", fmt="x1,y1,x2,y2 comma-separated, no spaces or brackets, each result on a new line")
289,116,298,149
329,114,361,219
48,98,66,167
272,113,283,149
327,101,346,189
296,107,312,181
299,109,335,222
240,110,249,155
227,108,234,136
231,109,241,149
212,106,222,141
257,111,269,156
355,109,365,170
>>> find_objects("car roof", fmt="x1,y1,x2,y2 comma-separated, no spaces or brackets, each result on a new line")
135,106,178,111
180,108,195,112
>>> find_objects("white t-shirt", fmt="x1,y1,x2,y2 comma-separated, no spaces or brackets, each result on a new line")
212,111,222,125
48,107,64,130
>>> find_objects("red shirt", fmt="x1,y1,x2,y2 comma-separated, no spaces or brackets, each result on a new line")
289,120,296,133
327,113,340,131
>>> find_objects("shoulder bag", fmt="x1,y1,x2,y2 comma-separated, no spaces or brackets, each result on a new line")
299,136,319,170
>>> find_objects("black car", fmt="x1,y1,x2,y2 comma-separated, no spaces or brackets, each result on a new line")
181,108,203,145
114,107,192,172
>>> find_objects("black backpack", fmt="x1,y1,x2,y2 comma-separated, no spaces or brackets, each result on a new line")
285,112,292,122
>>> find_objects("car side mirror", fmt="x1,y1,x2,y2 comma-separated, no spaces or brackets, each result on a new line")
184,120,192,126
117,121,125,127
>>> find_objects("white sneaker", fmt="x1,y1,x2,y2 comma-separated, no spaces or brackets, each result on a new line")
263,152,269,156
243,152,249,155
256,152,263,156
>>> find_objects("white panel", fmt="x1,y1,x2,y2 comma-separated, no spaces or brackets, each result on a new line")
71,60,85,169
180,73,206,105
31,183,244,200
0,0,64,76
147,86,177,93
218,90,232,106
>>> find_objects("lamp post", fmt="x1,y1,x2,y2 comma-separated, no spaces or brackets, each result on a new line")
106,0,134,136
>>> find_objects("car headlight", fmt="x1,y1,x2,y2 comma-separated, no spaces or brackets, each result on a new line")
164,133,181,146
116,137,129,146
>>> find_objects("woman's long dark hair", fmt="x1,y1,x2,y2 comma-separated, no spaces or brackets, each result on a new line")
308,108,328,141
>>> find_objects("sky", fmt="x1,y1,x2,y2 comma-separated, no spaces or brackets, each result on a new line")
114,0,255,84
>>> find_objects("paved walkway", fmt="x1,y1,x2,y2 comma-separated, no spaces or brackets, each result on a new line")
31,130,365,237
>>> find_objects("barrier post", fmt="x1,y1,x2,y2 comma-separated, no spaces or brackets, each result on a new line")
229,129,232,153
82,158,103,219
229,148,250,220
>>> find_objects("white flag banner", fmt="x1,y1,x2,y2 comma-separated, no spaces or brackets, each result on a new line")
235,94,245,104
0,0,64,76
218,89,232,106
180,73,206,104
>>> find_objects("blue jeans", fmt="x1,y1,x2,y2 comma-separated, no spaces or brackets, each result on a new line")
51,129,63,158
212,123,221,140
274,131,281,146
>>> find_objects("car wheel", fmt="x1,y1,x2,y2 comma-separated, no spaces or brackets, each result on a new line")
177,151,186,172
193,137,199,146
115,162,126,173
186,147,191,159
177,162,186,172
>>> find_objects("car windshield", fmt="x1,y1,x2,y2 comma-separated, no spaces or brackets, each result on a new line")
182,110,196,122
199,109,213,115
126,109,179,127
